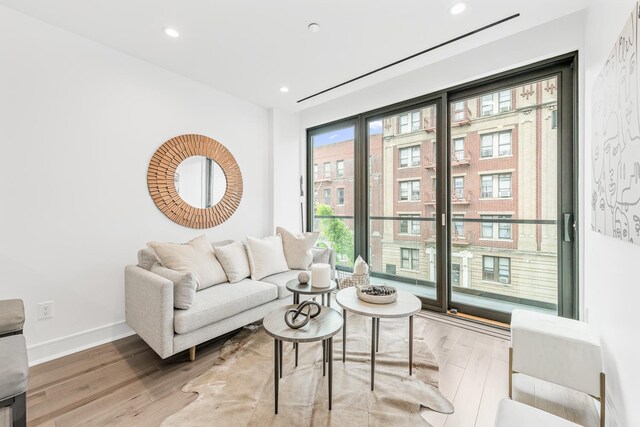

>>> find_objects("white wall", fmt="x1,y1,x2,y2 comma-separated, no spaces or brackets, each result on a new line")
0,6,271,364
584,1,640,426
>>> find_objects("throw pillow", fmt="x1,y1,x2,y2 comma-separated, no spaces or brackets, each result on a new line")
151,263,197,309
137,248,158,271
214,241,251,283
246,235,289,281
147,235,227,290
276,227,319,269
311,247,331,265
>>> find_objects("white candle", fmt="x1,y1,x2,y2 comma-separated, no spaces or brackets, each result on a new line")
311,263,331,288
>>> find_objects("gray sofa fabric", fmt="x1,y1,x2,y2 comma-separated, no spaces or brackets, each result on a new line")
0,299,25,335
0,335,29,400
173,280,278,335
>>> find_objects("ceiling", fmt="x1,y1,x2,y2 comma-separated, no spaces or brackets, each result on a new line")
0,0,589,111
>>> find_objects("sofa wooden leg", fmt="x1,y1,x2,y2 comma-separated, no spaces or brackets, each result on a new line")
600,372,605,427
508,347,513,398
189,346,196,362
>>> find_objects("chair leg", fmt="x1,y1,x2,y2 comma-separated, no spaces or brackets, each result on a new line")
189,346,196,362
600,372,606,427
508,347,513,398
12,392,26,427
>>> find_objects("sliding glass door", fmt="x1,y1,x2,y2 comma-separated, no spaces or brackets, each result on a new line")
366,103,441,306
447,74,568,320
307,54,577,322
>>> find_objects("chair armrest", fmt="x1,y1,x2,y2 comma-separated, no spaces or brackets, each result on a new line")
125,265,174,358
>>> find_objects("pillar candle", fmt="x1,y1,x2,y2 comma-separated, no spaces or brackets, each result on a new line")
311,263,331,288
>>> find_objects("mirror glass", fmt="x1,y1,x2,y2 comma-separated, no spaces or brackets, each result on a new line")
174,156,227,208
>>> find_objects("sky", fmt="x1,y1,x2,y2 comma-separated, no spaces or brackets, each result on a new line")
312,120,382,147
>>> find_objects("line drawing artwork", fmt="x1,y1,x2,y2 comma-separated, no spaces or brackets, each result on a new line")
592,1,640,244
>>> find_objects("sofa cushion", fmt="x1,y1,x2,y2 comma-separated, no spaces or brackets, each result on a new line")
0,299,25,334
260,269,307,299
151,263,197,310
0,335,29,400
174,279,278,334
276,227,318,269
148,235,227,291
214,241,251,283
246,235,289,281
137,240,234,271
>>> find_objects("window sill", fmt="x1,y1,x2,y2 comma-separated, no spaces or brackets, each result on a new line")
479,155,513,160
479,197,513,201
398,165,421,169
478,238,514,243
480,280,512,286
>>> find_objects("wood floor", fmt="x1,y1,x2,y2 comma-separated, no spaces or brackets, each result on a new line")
1,312,599,427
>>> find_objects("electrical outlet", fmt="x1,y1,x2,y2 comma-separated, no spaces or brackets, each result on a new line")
38,301,54,320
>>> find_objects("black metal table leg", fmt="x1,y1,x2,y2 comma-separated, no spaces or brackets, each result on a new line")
295,342,298,367
322,339,326,377
279,340,283,379
274,339,279,414
371,317,376,390
376,317,380,352
328,337,333,410
409,315,414,376
327,292,331,307
342,308,346,363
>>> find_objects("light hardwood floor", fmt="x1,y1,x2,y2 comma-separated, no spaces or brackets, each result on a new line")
2,312,599,426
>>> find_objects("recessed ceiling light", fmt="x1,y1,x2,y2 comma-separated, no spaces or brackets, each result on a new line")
449,2,467,15
163,27,180,38
308,23,321,33
280,86,289,93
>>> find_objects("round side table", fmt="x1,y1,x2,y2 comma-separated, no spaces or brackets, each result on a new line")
286,279,337,307
335,287,422,390
263,305,343,414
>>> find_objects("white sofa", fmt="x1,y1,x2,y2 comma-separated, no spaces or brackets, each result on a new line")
125,244,335,360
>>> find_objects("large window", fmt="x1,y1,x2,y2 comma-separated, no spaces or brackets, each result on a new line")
309,55,576,324
324,188,331,204
401,248,419,270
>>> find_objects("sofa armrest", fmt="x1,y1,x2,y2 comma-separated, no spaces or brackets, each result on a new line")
125,265,174,358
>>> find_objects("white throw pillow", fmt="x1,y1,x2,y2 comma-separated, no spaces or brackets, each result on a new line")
147,235,227,290
214,241,251,283
151,263,197,309
276,227,319,269
246,235,290,281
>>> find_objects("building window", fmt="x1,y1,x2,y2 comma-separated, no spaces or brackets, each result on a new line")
451,263,461,285
480,173,512,198
481,215,512,239
483,256,511,284
499,90,511,112
324,189,331,204
499,174,512,197
481,175,493,198
337,188,345,206
481,94,493,117
453,138,465,160
324,162,331,178
453,101,465,121
399,145,421,167
551,109,558,129
453,176,464,199
401,248,419,270
399,114,409,133
481,131,512,158
399,180,420,201
400,214,420,235
314,164,318,179
336,160,344,177
452,214,464,237
411,111,421,131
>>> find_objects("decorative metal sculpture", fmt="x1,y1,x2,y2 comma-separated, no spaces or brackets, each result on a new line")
284,300,322,329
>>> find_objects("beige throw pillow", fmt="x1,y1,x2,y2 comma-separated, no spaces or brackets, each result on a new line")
151,263,197,309
276,227,319,270
214,241,251,283
246,235,289,280
147,235,227,290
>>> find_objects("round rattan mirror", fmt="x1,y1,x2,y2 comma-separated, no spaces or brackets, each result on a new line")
147,134,243,229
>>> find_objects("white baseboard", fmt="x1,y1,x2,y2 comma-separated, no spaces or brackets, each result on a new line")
27,320,135,366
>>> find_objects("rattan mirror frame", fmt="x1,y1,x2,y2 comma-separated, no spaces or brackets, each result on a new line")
147,134,243,229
